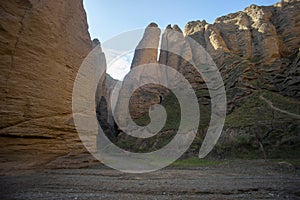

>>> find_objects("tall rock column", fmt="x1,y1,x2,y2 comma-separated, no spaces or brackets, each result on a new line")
115,23,162,124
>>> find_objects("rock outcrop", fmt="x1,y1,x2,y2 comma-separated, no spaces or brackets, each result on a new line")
131,23,161,68
1,0,299,173
118,23,207,123
116,0,300,158
185,1,300,64
0,0,96,174
183,0,300,158
115,23,164,122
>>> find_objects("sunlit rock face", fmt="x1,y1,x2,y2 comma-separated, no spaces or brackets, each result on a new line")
184,0,300,101
0,0,97,173
1,0,299,173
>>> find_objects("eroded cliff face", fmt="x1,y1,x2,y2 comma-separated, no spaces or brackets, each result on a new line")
125,23,164,120
183,1,300,157
119,23,206,122
185,0,300,98
0,0,96,173
116,1,300,157
1,0,299,173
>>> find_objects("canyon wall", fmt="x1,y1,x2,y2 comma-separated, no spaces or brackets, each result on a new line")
0,0,97,173
1,0,299,173
116,0,300,157
183,0,300,157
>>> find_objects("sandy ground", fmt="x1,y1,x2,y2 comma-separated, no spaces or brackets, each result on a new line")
0,160,299,200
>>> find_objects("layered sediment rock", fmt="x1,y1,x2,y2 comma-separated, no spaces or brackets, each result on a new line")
115,23,163,122
116,0,300,157
1,0,299,172
0,0,96,173
183,0,300,157
184,0,300,105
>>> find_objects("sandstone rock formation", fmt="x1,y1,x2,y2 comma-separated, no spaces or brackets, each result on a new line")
115,23,164,123
183,0,300,157
114,22,212,150
0,0,96,174
131,23,161,68
117,23,207,123
1,0,299,174
116,0,300,158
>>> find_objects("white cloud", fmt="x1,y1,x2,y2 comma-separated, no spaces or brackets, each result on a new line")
104,48,133,80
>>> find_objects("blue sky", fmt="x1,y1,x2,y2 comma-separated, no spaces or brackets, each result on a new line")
84,0,279,42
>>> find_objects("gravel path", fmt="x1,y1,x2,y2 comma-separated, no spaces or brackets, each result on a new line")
0,160,299,200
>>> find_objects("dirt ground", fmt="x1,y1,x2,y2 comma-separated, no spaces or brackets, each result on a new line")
0,160,299,200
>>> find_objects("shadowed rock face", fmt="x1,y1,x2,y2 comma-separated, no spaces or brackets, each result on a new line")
114,23,163,122
0,0,97,174
131,23,161,68
116,1,300,157
118,23,206,121
1,0,299,173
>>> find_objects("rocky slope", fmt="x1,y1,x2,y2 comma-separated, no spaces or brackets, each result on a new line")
184,0,300,158
0,0,299,174
115,0,300,158
0,0,98,174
